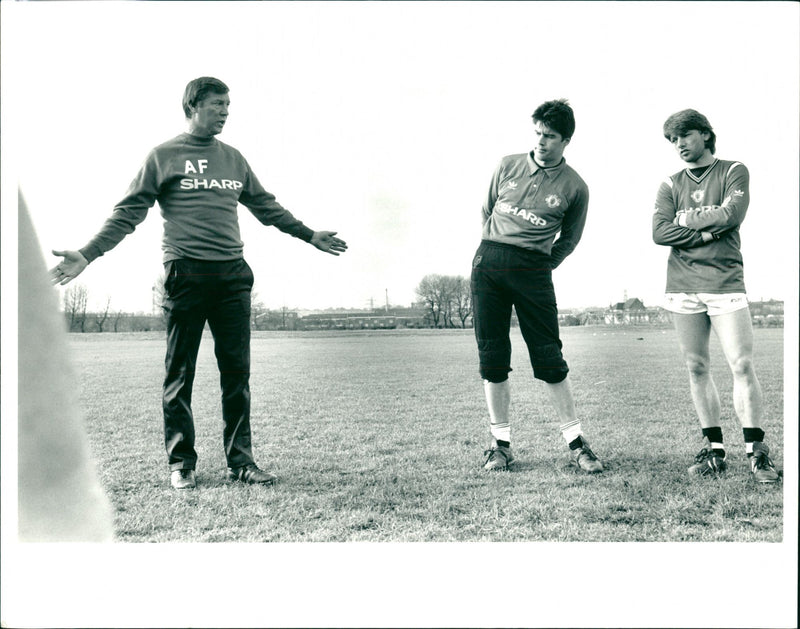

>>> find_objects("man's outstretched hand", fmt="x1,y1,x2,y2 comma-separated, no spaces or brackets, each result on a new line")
310,231,348,256
50,250,88,285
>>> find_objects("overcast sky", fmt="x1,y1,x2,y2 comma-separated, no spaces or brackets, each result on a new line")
4,1,798,314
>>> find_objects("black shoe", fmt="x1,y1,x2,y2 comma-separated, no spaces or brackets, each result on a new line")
571,436,604,474
170,469,196,490
226,464,277,485
688,442,727,477
483,444,515,471
750,442,780,483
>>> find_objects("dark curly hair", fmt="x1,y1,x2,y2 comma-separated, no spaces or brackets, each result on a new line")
532,99,575,140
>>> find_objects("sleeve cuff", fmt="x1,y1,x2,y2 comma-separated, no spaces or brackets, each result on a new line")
78,245,100,264
296,226,315,243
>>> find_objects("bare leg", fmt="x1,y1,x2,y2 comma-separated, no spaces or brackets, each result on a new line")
673,313,721,429
709,307,779,482
710,307,762,428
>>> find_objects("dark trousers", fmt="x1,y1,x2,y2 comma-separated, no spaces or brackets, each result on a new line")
471,240,569,384
162,258,255,471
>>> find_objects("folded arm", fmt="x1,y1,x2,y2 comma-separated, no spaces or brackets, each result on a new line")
652,179,713,248
675,162,749,232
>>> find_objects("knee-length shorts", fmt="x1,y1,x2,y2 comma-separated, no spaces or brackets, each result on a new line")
470,240,569,384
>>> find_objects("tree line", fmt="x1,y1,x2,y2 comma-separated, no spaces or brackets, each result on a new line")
60,277,783,333
414,274,472,328
62,274,475,332
61,284,165,333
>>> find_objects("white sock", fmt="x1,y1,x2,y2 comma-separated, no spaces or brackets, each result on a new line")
484,379,511,444
560,419,583,445
490,422,511,444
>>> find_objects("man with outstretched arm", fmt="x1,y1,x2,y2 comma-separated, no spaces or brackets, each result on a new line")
471,98,604,473
652,108,779,483
51,76,347,490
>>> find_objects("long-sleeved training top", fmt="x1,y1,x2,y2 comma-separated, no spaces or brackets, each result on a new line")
79,133,314,263
652,158,749,293
481,153,589,269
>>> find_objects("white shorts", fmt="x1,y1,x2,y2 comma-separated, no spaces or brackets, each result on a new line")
663,292,749,316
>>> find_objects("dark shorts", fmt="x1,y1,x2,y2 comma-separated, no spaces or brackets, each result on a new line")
470,240,568,383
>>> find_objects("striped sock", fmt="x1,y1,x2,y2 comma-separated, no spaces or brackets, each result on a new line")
702,426,725,458
560,419,583,448
743,427,765,457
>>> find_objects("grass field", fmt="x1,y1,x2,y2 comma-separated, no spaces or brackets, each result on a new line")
68,326,785,543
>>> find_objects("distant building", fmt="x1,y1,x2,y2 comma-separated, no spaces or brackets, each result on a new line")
750,299,784,327
68,298,785,332
252,309,299,331
291,306,430,330
605,298,650,324
246,297,786,332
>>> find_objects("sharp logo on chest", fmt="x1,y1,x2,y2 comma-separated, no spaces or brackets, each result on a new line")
180,178,243,190
496,201,547,226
